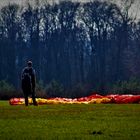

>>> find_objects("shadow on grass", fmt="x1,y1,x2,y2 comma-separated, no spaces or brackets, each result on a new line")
89,130,103,135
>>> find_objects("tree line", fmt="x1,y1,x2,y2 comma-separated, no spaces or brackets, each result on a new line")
0,0,140,97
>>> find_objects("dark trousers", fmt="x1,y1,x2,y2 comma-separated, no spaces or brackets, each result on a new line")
23,88,37,106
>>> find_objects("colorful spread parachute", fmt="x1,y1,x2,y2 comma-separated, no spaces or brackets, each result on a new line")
9,94,140,105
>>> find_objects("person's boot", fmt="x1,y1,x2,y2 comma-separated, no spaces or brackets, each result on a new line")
33,98,38,106
25,97,28,106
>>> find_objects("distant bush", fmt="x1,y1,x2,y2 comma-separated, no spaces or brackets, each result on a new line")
0,80,15,92
36,80,46,98
66,83,91,98
0,90,23,100
0,80,23,100
110,78,140,94
45,80,64,98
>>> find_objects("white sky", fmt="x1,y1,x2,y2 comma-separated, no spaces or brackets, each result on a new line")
0,0,139,19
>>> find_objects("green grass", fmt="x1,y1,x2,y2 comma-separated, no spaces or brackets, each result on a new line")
0,101,140,140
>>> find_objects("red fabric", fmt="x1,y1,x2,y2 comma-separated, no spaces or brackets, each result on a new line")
9,94,140,105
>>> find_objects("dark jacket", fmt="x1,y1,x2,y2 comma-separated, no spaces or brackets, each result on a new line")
21,66,36,90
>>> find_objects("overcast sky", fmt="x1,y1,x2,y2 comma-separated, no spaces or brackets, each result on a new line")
0,0,139,19
0,0,140,7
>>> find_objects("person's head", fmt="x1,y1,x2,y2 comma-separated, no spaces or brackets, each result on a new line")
27,61,32,67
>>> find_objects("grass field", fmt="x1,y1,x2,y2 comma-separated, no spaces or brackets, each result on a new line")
0,101,140,140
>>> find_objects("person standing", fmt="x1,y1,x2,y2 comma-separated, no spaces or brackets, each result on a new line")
21,61,37,106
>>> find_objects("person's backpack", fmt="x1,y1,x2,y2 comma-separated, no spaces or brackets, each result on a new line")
22,68,32,89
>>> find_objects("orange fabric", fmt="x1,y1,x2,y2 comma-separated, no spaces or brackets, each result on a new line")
9,94,140,105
